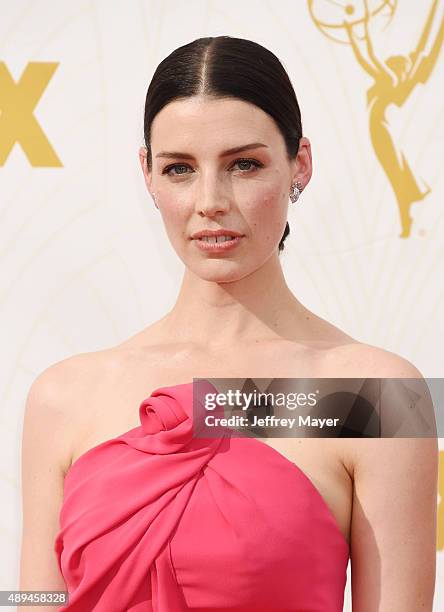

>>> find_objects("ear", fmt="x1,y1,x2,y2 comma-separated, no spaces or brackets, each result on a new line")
138,146,153,196
291,136,312,190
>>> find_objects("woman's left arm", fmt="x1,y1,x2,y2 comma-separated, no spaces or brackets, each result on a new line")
349,419,439,610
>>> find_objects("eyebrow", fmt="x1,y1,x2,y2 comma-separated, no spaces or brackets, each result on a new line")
155,142,268,160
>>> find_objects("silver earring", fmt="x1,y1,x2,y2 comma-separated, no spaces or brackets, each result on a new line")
290,181,303,203
152,192,158,209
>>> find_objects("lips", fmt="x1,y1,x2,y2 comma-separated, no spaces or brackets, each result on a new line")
197,235,237,244
193,235,243,252
191,229,244,240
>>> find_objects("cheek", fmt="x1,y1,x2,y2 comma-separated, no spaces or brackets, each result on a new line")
248,186,288,237
158,195,189,233
253,184,286,212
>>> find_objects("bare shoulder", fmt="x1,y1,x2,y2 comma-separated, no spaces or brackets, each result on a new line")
25,321,171,468
326,332,425,377
323,340,436,462
23,350,113,473
326,339,425,378
26,349,109,408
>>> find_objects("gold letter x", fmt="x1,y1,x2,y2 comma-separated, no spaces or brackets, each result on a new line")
0,62,62,167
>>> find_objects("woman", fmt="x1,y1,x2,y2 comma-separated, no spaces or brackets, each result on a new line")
20,36,438,611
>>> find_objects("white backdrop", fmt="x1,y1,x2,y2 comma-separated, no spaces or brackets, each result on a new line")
1,1,443,609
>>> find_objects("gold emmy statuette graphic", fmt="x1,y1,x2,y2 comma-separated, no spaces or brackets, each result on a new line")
308,0,444,238
0,62,62,167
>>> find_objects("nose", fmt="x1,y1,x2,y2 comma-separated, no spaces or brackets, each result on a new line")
194,173,231,217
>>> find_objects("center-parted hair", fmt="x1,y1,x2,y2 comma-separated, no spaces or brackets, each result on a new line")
143,35,303,253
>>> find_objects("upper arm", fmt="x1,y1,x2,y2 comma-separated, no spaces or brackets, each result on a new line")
19,362,76,609
350,437,438,611
348,354,439,610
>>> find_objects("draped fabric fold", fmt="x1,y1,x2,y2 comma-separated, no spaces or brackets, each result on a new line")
54,381,349,612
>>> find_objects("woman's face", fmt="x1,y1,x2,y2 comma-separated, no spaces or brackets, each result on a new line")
140,95,311,282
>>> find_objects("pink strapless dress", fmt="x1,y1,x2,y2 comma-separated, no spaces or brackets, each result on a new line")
54,381,349,611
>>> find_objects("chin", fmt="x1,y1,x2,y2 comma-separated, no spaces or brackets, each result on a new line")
188,259,254,283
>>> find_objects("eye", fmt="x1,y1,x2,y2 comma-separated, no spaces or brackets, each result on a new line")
162,163,190,176
231,158,263,173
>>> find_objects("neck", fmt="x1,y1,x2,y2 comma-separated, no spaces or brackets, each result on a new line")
158,252,309,350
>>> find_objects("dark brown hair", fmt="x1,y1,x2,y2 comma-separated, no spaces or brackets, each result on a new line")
143,36,303,253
